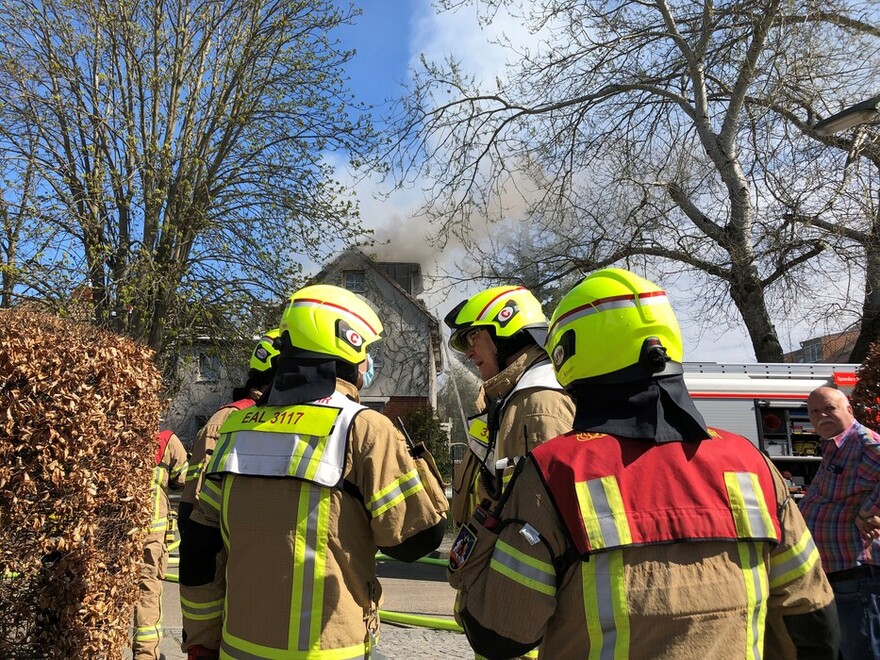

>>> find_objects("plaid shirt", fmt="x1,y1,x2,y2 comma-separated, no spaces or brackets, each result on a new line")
799,420,880,573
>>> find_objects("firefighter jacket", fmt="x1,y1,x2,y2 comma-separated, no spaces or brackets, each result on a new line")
179,397,256,520
451,345,574,525
180,379,448,659
150,431,187,542
448,429,837,660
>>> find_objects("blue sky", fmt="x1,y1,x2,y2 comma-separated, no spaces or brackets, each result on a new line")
336,3,415,110
328,2,789,364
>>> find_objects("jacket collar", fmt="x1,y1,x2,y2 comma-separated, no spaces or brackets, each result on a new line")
482,344,549,406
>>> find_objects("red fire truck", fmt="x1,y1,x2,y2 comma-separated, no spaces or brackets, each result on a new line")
683,362,860,486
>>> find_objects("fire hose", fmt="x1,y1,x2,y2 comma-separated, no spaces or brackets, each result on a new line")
375,552,464,633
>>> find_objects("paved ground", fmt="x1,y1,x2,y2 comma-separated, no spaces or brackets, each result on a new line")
127,536,473,659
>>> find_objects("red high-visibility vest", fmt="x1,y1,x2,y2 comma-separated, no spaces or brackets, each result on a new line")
155,429,175,466
530,428,782,556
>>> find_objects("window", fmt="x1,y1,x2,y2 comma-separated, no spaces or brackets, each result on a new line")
802,343,822,363
198,352,221,382
362,400,385,413
377,263,418,294
343,270,365,293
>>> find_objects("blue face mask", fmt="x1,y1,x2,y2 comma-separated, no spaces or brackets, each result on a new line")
362,353,375,388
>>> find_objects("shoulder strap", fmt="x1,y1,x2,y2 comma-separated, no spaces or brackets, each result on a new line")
222,398,255,411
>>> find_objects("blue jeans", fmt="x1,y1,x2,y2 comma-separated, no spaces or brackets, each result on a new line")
830,575,880,660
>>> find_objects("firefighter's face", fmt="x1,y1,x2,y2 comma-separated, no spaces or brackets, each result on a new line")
464,327,500,381
807,387,854,439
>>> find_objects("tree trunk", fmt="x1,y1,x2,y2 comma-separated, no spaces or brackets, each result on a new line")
729,265,784,362
850,220,880,363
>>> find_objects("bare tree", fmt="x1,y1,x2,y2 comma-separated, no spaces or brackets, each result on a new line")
0,0,378,355
388,0,879,361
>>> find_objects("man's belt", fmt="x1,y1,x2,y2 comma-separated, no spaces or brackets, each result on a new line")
826,564,880,583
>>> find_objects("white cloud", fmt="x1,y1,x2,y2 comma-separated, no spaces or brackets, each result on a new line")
327,2,846,366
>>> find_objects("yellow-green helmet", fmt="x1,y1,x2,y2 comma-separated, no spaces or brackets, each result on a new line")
546,268,683,387
249,329,281,373
279,284,383,364
445,286,548,353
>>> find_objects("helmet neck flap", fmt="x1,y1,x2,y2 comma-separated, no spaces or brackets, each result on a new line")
570,373,709,444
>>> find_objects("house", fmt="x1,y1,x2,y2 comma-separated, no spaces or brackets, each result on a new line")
784,328,860,363
310,247,443,419
163,337,254,444
165,248,444,445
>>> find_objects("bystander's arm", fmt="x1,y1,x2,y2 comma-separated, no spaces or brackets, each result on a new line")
855,442,880,540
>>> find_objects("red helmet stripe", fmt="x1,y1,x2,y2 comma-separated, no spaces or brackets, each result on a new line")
292,298,378,335
475,286,527,322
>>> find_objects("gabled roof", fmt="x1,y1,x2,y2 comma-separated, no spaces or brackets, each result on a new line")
313,247,436,323
312,247,443,370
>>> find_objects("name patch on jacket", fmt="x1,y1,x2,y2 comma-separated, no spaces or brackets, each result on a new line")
448,524,478,572
206,395,362,489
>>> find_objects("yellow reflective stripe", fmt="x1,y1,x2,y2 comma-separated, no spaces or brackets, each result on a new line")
185,462,202,481
489,539,556,596
200,478,223,516
219,475,233,551
170,461,187,480
180,595,224,622
769,528,820,589
725,472,775,539
290,483,333,652
134,625,160,641
150,517,168,531
582,550,629,659
149,465,164,527
575,476,631,551
208,430,236,474
291,434,330,482
368,469,423,517
735,540,767,660
220,638,367,660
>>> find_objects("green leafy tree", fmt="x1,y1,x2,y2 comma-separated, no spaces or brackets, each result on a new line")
401,406,453,484
0,0,378,356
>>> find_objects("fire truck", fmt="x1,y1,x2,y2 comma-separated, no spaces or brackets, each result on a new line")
683,362,860,486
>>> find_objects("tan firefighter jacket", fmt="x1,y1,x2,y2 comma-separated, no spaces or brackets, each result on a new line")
150,432,187,541
451,345,575,525
448,449,836,659
180,393,259,512
181,379,448,659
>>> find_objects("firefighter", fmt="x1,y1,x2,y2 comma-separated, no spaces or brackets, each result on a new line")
132,429,187,659
177,329,281,535
179,284,449,659
447,268,840,659
444,285,574,525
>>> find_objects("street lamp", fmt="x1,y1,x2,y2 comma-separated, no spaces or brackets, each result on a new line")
814,93,880,136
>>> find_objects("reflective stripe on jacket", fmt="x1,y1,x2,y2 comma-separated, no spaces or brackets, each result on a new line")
182,379,448,658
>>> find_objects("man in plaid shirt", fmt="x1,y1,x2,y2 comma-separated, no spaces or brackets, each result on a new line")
800,386,880,659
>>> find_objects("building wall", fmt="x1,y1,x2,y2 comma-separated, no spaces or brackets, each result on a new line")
319,253,439,406
784,328,859,363
164,346,243,447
